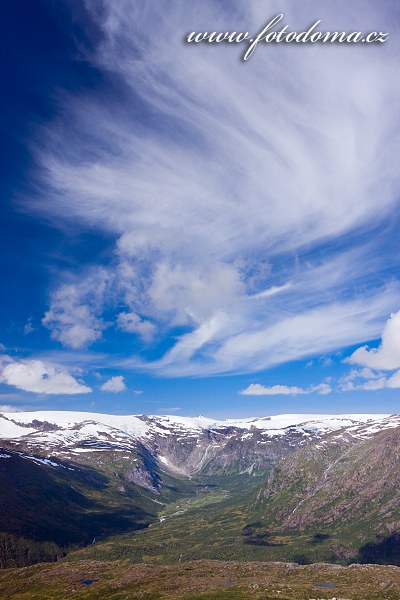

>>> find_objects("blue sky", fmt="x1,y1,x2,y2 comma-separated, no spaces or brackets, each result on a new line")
1,0,400,417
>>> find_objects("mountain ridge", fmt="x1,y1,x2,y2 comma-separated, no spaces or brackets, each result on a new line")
2,410,396,479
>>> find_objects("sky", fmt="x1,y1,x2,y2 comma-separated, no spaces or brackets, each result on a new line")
0,0,400,417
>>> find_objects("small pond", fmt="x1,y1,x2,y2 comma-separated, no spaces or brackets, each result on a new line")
81,580,96,586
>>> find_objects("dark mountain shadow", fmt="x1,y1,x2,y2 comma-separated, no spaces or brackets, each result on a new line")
357,534,400,565
0,450,155,567
242,523,284,547
309,532,331,544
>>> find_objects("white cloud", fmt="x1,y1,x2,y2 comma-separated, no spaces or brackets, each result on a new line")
240,384,305,396
0,360,91,395
311,383,332,396
250,283,292,300
0,405,24,413
341,367,381,383
348,310,400,370
117,312,155,341
321,357,333,367
133,389,143,395
28,1,400,376
387,371,400,388
339,367,400,392
0,354,13,370
42,270,109,349
147,261,243,326
100,375,126,392
240,381,331,396
141,289,399,376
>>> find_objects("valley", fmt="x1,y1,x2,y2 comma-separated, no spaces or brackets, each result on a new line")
1,410,400,597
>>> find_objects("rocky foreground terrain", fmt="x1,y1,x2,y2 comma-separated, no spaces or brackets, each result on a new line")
1,559,400,599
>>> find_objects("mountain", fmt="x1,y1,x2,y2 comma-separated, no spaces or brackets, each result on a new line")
0,411,392,478
1,410,400,568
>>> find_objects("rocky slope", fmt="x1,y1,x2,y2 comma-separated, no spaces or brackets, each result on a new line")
250,422,400,562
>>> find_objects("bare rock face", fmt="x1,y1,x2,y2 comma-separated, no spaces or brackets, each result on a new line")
123,444,161,492
124,464,159,492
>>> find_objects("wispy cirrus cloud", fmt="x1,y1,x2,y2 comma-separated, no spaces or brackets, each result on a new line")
134,287,400,376
240,382,331,396
29,0,400,377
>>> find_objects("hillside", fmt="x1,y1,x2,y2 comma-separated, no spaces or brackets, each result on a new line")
252,423,400,564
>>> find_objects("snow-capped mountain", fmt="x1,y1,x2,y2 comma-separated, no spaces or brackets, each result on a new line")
0,411,397,479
